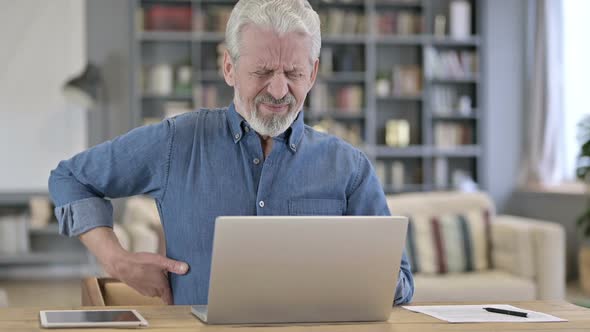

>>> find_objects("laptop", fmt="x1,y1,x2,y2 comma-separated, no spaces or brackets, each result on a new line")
191,216,408,325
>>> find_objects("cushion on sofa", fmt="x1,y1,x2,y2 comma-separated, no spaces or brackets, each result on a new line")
412,270,536,302
406,209,492,274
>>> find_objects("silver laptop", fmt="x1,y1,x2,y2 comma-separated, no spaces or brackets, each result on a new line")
191,216,408,325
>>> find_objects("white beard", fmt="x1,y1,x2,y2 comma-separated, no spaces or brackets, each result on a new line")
235,90,299,137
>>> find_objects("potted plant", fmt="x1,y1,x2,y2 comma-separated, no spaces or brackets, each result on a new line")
576,114,590,294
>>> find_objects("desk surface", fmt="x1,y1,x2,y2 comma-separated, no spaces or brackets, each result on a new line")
1,301,588,331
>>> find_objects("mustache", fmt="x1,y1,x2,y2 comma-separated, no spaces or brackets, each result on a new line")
255,93,296,105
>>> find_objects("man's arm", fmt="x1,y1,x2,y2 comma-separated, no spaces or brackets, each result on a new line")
345,150,415,305
48,119,187,304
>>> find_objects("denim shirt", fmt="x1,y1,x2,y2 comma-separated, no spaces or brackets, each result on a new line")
48,103,414,305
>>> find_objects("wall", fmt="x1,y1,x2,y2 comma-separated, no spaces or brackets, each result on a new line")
0,1,86,193
85,0,133,146
507,190,586,280
481,0,527,212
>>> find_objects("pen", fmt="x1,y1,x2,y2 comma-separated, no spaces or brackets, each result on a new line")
483,307,528,318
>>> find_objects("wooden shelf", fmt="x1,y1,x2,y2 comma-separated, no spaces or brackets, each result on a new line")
374,0,423,8
0,192,48,205
130,0,485,198
138,31,225,42
375,145,427,158
322,34,367,44
377,94,423,102
0,252,88,265
432,112,479,121
305,112,365,121
375,35,426,45
431,145,482,157
318,72,366,83
429,75,480,84
427,36,481,47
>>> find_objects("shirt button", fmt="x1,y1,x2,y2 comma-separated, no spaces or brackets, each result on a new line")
253,158,260,165
234,133,241,140
244,126,250,133
259,200,265,208
290,143,296,150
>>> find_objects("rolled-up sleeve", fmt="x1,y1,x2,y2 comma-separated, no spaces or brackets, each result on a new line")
346,150,414,305
48,119,175,237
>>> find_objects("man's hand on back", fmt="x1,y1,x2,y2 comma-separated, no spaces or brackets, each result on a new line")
108,251,189,305
79,227,189,305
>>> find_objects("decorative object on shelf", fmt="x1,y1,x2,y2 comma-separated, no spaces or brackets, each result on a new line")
145,63,173,96
375,72,391,98
458,95,473,115
452,169,478,192
392,65,422,97
174,65,192,96
28,196,52,230
385,119,410,147
434,14,446,37
449,0,471,39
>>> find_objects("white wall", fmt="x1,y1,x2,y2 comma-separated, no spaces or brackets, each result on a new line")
481,0,527,212
0,1,86,192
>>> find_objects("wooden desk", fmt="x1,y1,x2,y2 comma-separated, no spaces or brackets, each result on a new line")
1,301,589,331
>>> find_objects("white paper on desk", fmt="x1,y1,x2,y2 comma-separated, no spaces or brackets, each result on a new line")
402,304,567,323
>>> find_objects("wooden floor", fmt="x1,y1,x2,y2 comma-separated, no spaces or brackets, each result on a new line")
0,279,80,307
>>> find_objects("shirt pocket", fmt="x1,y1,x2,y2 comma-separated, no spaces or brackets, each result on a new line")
288,198,345,216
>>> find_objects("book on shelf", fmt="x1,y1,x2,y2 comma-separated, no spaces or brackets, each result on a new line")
320,9,365,35
311,119,362,146
431,87,474,116
434,157,449,188
424,47,479,79
320,47,334,75
336,85,363,113
193,84,219,110
310,84,363,114
392,65,422,97
204,6,232,33
434,122,473,147
374,160,387,187
0,213,29,255
391,161,405,192
376,11,423,35
141,5,192,32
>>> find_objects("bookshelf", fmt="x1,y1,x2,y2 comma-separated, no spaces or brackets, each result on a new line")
131,0,484,194
0,198,100,279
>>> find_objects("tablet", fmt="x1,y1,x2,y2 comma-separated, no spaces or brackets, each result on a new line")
39,309,148,328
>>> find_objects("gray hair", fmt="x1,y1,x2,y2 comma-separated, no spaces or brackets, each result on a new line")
225,0,321,64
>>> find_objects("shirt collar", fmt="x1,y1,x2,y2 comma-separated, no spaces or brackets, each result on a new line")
226,103,305,153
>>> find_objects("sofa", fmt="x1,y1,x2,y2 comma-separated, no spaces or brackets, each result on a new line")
386,191,566,302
